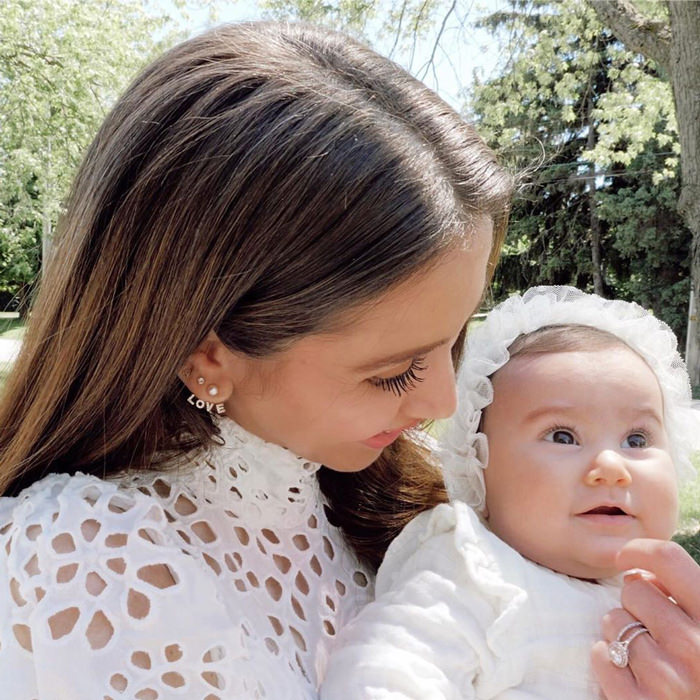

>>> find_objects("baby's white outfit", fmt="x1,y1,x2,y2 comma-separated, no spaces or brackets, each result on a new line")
321,500,621,699
0,418,373,699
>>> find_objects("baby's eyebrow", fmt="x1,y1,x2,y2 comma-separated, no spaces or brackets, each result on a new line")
520,405,664,426
624,406,664,425
520,404,578,423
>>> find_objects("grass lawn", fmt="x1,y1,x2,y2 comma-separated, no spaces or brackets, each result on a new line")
0,315,24,393
673,453,700,563
0,364,12,388
0,315,25,340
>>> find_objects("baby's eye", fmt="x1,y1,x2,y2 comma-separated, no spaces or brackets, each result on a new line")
544,429,578,445
623,432,647,448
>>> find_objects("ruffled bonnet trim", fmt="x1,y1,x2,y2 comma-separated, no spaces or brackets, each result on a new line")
440,286,700,512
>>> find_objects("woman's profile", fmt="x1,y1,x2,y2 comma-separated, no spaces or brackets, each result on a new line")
0,20,511,699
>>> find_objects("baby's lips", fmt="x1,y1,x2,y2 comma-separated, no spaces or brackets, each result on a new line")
580,505,629,515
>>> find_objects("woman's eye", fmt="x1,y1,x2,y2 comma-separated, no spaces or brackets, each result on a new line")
368,357,427,397
544,429,577,445
623,432,647,448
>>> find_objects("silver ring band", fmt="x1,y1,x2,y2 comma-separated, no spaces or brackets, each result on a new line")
608,622,650,668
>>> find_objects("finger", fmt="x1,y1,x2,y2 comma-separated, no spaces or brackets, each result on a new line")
600,608,640,642
620,576,687,642
591,640,640,700
600,609,658,676
623,568,671,598
616,579,700,699
597,611,683,700
616,539,700,620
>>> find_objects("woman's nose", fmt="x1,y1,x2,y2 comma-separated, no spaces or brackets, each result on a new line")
584,449,632,487
403,350,457,421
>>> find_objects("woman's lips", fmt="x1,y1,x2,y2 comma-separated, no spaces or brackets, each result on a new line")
362,423,419,449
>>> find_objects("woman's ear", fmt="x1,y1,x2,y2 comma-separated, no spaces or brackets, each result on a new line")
178,331,237,403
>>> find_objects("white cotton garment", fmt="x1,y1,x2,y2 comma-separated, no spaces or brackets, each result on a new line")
0,418,373,699
321,501,622,700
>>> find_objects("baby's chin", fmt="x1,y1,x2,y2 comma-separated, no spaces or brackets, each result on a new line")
530,550,622,582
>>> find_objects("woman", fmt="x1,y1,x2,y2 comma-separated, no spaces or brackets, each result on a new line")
0,20,698,700
0,20,510,699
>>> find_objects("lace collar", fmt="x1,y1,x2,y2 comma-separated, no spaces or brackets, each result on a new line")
203,417,324,527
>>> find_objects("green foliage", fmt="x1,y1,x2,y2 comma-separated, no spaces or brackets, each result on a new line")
597,146,690,339
678,466,700,533
263,0,377,37
470,0,689,341
675,453,700,564
0,0,185,297
0,177,41,292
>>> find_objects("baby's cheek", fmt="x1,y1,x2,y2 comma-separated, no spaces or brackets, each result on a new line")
648,486,679,540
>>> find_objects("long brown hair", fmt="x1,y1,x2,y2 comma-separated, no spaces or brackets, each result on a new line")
0,22,512,567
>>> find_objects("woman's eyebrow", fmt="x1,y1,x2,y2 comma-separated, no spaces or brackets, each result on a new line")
353,339,450,373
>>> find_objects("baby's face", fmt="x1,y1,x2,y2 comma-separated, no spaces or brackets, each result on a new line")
481,346,678,580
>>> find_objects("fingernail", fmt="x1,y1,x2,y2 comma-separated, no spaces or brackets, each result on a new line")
623,568,654,583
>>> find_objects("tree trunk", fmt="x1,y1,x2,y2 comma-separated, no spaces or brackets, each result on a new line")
588,0,700,387
588,186,604,297
42,206,53,273
586,92,604,296
668,0,700,388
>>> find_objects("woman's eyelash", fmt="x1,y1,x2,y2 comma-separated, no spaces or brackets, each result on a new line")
369,357,427,397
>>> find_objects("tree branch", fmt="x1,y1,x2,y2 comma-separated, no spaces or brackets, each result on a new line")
419,0,456,83
587,0,671,70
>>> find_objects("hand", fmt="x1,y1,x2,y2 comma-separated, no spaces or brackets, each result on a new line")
591,539,700,699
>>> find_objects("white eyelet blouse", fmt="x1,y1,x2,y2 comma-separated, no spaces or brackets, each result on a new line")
0,418,374,699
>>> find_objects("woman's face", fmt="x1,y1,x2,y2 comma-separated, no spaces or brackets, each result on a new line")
222,220,493,471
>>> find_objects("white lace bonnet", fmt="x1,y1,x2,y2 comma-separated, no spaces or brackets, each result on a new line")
440,285,700,513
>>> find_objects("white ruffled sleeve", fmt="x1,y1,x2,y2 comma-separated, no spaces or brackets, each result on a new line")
0,473,253,699
320,502,527,700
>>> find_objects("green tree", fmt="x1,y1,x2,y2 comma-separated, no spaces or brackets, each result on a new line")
0,175,41,314
470,0,690,341
0,0,183,311
587,0,700,386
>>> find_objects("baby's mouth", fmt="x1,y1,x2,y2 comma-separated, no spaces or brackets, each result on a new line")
583,505,628,516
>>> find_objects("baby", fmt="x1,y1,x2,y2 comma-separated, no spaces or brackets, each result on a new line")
321,286,700,699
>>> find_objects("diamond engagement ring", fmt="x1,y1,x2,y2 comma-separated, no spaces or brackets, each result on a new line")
608,621,650,668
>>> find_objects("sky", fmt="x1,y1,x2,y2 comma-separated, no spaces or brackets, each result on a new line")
158,0,509,110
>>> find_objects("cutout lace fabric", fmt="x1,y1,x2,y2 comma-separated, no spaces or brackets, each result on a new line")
0,419,373,699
